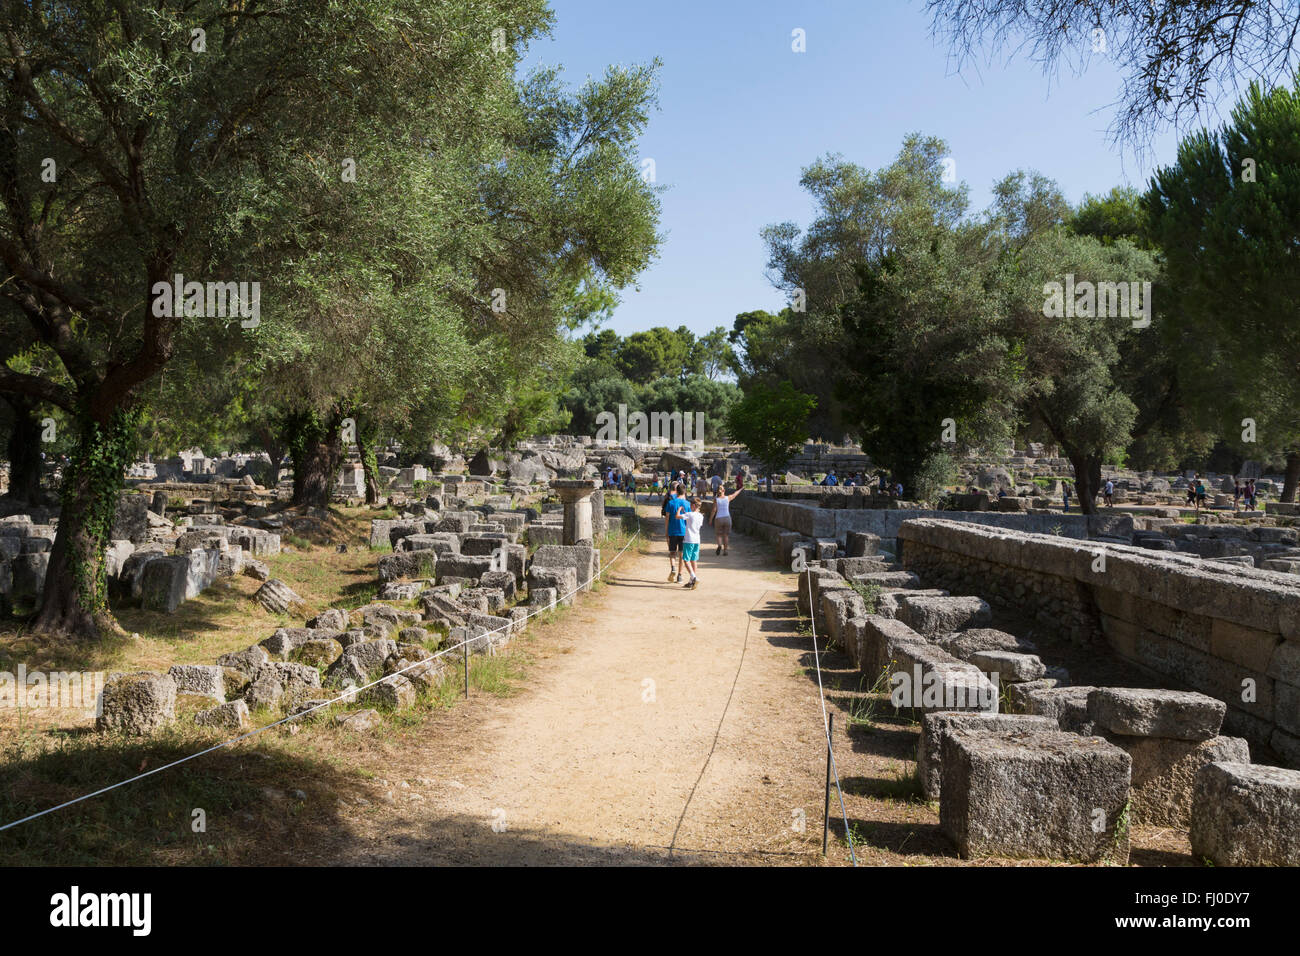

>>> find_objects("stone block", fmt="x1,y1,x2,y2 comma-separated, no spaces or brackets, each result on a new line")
529,586,558,611
895,595,992,638
1087,687,1226,741
378,549,438,583
367,674,416,711
97,672,176,735
1189,762,1300,866
938,628,1037,661
166,664,225,702
528,565,578,607
1021,685,1099,734
967,650,1047,684
195,699,250,730
846,531,882,557
940,730,1132,862
1104,734,1250,827
918,711,1058,800
254,578,306,616
530,544,596,593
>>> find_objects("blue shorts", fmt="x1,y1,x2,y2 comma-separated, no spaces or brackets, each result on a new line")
683,542,700,561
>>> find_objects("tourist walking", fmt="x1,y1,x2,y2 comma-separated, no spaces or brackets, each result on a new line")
662,482,689,582
1195,477,1208,512
1062,480,1072,513
1233,479,1243,513
712,480,742,555
681,497,704,589
1103,478,1114,508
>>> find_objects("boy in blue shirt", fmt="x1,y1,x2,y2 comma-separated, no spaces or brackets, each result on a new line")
662,482,689,583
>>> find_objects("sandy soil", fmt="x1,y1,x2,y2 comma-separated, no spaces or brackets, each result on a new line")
291,507,1192,867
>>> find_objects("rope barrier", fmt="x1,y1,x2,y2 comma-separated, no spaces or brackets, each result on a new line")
803,570,859,865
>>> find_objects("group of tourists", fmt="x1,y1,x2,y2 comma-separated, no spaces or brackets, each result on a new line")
604,468,636,496
1058,474,1263,513
659,475,743,590
1232,477,1260,512
818,469,904,496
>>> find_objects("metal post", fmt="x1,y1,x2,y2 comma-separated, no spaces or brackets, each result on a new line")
463,639,470,699
823,712,833,856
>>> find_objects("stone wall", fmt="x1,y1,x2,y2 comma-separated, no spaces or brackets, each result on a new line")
730,493,1133,547
897,518,1300,766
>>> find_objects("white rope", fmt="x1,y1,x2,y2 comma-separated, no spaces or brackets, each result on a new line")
803,570,859,865
0,529,642,833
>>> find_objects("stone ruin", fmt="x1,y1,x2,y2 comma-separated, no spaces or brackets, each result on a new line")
0,480,279,617
790,516,1300,866
94,477,633,746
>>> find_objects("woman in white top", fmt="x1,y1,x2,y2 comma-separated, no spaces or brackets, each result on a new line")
712,481,742,555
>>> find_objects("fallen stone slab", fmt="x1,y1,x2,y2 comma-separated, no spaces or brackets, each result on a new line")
968,649,1047,684
1190,762,1300,866
940,729,1132,862
918,712,1058,800
860,616,930,680
895,595,992,638
835,556,891,578
854,570,919,590
938,628,1037,660
255,578,306,616
875,588,950,619
97,672,176,735
1087,688,1226,741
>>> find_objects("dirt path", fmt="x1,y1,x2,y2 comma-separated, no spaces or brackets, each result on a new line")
300,507,1191,867
320,507,848,865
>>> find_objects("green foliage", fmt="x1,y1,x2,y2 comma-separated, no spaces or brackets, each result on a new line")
1146,76,1300,492
725,381,817,478
1071,186,1152,248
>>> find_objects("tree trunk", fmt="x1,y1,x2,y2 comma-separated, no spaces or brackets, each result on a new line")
1068,453,1102,515
356,425,380,505
32,411,137,640
287,411,342,508
254,425,285,488
1282,451,1300,504
4,399,44,504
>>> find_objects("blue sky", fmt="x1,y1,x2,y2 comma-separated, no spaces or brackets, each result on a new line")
519,0,1194,337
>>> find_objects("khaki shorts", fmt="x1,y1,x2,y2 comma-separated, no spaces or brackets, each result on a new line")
714,516,732,534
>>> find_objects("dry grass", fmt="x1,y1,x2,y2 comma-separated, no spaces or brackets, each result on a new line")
0,506,619,865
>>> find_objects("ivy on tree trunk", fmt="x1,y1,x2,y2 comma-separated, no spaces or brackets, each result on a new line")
33,409,139,639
